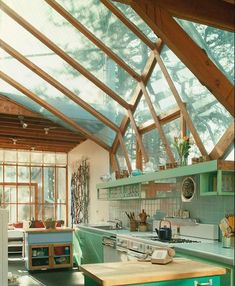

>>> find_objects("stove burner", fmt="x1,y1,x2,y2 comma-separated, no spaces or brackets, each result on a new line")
150,237,201,243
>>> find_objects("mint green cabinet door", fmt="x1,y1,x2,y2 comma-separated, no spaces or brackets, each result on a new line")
84,275,220,286
176,252,232,286
75,229,103,264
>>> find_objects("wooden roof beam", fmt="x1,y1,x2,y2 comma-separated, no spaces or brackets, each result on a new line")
111,46,160,154
0,40,119,132
130,2,234,117
127,109,149,162
117,132,132,172
0,2,130,110
101,0,155,50
153,49,209,157
140,81,175,163
133,0,234,32
45,0,141,81
209,121,235,159
0,71,111,151
139,106,181,133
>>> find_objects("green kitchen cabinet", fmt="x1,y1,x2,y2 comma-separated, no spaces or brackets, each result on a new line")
84,275,221,286
176,252,233,286
74,228,103,264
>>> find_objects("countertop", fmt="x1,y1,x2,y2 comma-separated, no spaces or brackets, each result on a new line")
25,227,74,233
80,258,226,286
76,225,235,266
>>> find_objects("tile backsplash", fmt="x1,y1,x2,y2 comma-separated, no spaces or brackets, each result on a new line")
109,194,234,227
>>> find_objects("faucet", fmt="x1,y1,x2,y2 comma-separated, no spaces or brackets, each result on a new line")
107,219,122,229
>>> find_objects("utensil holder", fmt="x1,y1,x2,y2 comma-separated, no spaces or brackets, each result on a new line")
130,220,138,232
222,236,234,248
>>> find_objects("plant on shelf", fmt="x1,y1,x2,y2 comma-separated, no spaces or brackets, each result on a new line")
174,136,192,166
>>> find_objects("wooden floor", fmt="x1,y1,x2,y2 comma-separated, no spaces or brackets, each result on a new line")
8,255,84,286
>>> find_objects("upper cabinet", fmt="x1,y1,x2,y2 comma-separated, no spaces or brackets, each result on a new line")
96,160,234,200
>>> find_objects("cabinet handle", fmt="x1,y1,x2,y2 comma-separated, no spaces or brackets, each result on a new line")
194,279,213,286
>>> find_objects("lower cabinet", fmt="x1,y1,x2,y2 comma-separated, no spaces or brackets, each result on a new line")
176,252,233,286
25,229,73,271
29,243,72,270
74,228,103,264
84,275,221,286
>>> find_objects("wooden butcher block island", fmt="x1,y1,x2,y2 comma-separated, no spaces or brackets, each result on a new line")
80,258,226,286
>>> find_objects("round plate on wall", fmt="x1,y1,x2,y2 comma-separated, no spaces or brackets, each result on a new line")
181,177,196,202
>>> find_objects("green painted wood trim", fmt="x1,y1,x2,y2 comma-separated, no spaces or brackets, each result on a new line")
97,161,219,189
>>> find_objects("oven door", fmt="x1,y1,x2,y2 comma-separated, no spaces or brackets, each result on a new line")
116,247,146,262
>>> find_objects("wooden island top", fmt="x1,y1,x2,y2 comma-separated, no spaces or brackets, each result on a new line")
80,258,226,286
25,227,74,233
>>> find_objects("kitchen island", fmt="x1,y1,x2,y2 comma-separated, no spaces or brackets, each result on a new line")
80,258,226,286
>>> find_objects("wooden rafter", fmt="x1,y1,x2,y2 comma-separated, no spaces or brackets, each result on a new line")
210,121,235,159
127,109,149,162
1,40,119,133
130,2,234,117
139,81,175,163
117,132,132,172
135,140,143,170
153,49,209,157
45,0,141,81
132,0,234,32
0,96,41,118
0,71,111,151
139,106,181,134
101,0,155,50
111,49,157,154
0,2,130,110
110,153,120,172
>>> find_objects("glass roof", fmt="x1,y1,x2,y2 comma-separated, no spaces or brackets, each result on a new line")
0,80,78,133
176,19,234,84
161,45,233,154
112,2,158,42
57,0,151,74
0,0,233,158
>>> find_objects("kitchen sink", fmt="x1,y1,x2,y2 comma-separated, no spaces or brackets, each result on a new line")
92,225,124,230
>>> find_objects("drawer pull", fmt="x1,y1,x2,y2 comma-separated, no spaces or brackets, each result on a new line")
194,279,213,286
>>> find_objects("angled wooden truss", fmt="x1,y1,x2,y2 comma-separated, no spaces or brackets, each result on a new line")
0,0,233,167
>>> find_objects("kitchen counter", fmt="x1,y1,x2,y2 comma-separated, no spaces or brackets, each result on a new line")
175,242,235,265
80,258,226,286
76,225,234,266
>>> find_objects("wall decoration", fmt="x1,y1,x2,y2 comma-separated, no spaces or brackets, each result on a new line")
71,158,90,225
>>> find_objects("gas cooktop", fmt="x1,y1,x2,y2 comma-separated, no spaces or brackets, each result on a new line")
150,237,201,243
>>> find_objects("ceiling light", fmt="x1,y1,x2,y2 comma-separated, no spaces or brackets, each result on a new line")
18,115,28,129
12,138,17,145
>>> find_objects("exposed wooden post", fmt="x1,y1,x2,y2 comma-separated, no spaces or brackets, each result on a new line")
180,107,187,138
127,109,149,162
140,81,175,163
136,139,143,170
118,132,132,173
110,153,120,173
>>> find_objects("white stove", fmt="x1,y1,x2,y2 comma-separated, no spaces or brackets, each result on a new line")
116,223,219,257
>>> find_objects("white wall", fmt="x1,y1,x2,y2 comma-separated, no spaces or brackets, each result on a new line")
68,140,110,225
